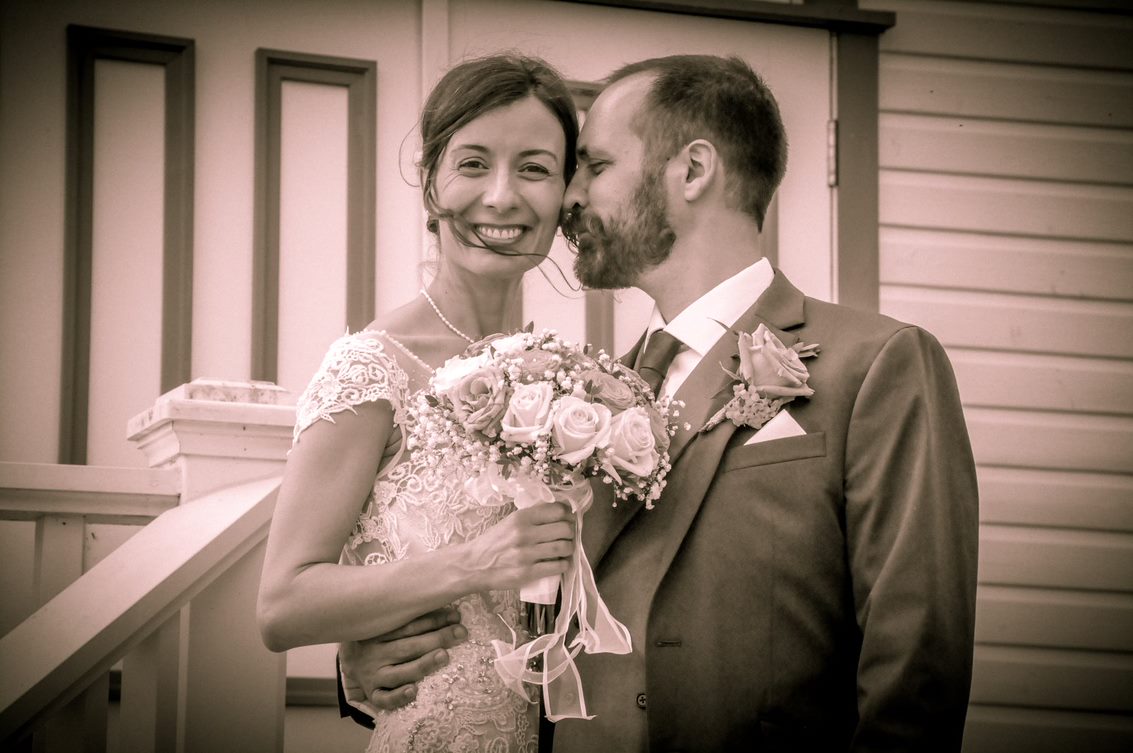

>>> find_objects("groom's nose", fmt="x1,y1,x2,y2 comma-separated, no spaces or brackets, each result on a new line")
563,171,587,212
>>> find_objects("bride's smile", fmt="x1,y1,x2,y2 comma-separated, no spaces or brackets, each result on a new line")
473,224,526,243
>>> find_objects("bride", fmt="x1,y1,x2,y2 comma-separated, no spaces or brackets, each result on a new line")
257,54,580,752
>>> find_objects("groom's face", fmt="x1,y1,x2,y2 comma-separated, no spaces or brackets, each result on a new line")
562,76,676,290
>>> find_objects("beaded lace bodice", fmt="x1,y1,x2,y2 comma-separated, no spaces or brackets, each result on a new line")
293,330,538,753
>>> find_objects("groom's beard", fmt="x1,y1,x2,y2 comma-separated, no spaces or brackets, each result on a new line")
564,170,676,290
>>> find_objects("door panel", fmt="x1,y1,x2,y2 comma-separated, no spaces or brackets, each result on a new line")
87,60,166,467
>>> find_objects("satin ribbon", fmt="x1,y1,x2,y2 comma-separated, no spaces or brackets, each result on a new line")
466,467,633,721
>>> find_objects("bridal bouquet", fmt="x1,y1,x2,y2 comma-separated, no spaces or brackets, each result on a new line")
406,327,679,720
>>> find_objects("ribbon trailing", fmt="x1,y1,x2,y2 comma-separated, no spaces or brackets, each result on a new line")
465,466,633,721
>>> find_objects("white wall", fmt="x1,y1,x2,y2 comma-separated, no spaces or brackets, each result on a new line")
0,0,425,464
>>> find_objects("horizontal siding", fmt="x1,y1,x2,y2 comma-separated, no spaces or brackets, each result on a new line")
879,55,1133,128
870,0,1133,70
880,228,1133,301
880,114,1133,185
966,408,1133,473
950,350,1133,415
976,585,1133,652
881,286,1133,358
964,705,1133,753
979,524,1133,590
880,172,1133,242
971,644,1133,711
870,4,1133,747
978,466,1133,531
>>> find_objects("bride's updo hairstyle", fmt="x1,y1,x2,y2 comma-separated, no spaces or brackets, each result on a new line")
419,54,578,248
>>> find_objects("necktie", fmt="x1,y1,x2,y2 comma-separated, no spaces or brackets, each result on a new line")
637,330,683,396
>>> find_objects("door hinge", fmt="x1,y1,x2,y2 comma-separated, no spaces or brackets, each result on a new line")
827,119,838,188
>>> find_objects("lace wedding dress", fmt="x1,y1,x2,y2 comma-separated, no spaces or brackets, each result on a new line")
293,330,539,753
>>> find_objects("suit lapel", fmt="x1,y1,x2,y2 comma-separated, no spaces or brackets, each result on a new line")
651,270,808,576
668,270,806,464
664,333,738,466
588,270,808,568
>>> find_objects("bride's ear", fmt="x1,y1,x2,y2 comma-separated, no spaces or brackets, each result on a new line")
676,139,719,203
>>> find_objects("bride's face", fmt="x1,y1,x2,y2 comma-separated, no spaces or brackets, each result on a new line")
434,96,567,278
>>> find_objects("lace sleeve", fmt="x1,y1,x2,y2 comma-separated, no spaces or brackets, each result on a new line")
292,331,409,445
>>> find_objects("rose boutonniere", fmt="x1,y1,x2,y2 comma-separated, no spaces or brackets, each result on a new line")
703,322,820,432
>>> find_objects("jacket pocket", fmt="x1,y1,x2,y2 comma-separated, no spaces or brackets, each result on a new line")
719,431,826,472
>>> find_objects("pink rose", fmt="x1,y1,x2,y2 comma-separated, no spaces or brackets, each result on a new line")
447,365,508,434
432,352,490,393
580,369,636,412
500,382,554,444
516,348,560,379
738,324,814,400
607,406,658,478
551,395,611,465
485,332,529,355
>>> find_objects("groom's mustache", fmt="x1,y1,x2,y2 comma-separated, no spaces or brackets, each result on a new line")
560,207,604,251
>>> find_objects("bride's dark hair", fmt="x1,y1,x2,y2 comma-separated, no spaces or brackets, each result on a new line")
418,54,578,251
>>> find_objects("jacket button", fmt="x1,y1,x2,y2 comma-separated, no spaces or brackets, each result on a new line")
636,692,647,709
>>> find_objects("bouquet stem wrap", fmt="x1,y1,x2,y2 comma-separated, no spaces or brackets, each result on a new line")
464,467,633,721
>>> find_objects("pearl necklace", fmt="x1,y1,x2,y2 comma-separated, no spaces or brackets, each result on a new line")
420,288,476,344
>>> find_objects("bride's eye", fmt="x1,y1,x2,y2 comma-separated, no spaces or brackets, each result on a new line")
457,158,489,173
519,162,553,180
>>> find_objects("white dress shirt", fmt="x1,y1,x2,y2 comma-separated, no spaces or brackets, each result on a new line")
640,257,774,399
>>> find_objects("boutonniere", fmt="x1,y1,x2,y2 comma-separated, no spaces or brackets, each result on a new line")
702,322,820,432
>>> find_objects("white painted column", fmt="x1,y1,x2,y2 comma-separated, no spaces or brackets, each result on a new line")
127,379,295,502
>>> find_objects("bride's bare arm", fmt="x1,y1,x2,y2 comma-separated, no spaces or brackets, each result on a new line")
256,399,573,652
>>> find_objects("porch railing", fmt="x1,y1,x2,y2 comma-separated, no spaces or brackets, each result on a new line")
0,380,295,752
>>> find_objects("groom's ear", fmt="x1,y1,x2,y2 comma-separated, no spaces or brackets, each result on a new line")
677,139,719,203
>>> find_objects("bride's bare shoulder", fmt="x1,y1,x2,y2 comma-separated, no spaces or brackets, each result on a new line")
363,299,462,370
365,297,426,333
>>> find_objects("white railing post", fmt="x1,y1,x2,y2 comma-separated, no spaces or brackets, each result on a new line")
127,379,295,502
123,379,295,752
32,514,102,752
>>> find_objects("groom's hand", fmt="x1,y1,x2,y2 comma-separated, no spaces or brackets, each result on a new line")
340,607,468,711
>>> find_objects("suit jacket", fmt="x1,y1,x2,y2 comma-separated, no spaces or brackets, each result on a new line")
552,270,979,753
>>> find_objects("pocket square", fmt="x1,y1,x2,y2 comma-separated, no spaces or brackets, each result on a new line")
744,409,806,445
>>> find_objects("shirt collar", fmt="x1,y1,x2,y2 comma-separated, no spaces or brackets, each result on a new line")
644,257,774,356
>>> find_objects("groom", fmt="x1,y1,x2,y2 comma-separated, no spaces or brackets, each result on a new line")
342,55,979,751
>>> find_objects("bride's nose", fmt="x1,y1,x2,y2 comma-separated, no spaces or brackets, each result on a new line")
482,168,520,211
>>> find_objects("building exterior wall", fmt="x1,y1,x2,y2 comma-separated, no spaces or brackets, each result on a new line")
4,0,1130,746
0,0,426,465
862,1,1133,749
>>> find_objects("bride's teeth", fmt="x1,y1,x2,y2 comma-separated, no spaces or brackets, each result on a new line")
476,225,523,241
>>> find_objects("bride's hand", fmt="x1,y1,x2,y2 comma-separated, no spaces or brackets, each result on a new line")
465,502,575,591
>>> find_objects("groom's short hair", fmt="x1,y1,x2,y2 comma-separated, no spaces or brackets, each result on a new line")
606,55,787,231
